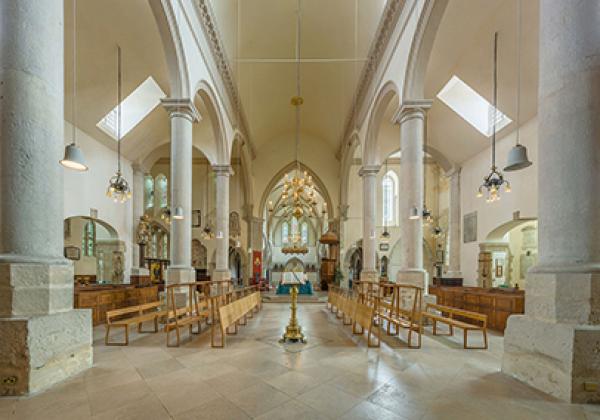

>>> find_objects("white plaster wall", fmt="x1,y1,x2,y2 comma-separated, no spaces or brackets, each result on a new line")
63,122,134,283
459,118,538,285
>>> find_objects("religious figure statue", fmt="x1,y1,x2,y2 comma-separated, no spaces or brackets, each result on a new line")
136,215,151,245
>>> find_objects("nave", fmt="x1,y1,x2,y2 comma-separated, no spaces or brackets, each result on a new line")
1,302,596,420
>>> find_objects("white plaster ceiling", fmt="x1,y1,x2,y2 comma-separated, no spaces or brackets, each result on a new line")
210,0,387,152
424,0,539,164
64,0,171,164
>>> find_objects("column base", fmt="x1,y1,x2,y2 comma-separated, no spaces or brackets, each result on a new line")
0,262,74,317
0,310,93,396
396,269,429,291
166,266,196,285
502,270,600,403
502,315,600,403
359,270,378,283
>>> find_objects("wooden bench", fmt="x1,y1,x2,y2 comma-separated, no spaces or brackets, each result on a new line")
105,301,165,346
376,284,423,349
422,303,488,349
352,299,380,347
164,282,210,347
211,291,261,348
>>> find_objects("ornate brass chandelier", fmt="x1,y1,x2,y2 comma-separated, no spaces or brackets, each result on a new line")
477,32,510,203
106,46,131,203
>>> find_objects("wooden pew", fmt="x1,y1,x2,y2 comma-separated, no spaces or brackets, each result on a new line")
105,301,165,346
352,299,380,347
211,291,261,348
422,303,488,349
376,284,423,349
164,282,210,347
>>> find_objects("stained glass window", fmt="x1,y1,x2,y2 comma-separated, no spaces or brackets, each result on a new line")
282,222,289,244
82,221,95,257
301,222,308,244
382,171,398,226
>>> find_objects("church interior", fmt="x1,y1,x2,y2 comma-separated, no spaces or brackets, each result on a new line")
0,0,599,418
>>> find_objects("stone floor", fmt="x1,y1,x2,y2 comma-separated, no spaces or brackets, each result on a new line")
1,303,599,420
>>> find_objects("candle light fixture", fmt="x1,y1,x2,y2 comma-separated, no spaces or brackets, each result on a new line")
477,32,510,203
106,45,131,203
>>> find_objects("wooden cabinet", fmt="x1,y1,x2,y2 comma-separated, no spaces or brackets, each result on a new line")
428,286,524,332
74,285,159,326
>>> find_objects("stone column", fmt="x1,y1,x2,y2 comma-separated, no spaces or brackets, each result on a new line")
395,100,431,290
359,166,379,283
161,99,199,286
0,0,92,395
445,167,462,278
502,0,600,404
212,165,233,282
130,165,149,282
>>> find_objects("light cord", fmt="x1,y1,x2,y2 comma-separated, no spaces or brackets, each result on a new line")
117,45,122,173
515,0,521,145
71,0,77,145
491,32,498,169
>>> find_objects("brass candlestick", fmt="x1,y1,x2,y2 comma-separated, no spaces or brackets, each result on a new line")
280,283,306,343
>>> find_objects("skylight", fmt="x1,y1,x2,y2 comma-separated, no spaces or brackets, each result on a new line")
437,75,511,137
97,76,165,140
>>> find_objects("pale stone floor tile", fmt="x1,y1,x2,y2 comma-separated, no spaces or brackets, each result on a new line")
4,303,597,420
222,382,291,417
297,383,363,418
254,399,329,420
265,370,323,397
173,396,250,420
340,400,406,420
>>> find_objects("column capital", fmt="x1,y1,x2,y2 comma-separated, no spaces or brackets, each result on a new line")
161,98,201,122
358,165,380,177
212,164,234,176
444,166,462,178
392,99,433,125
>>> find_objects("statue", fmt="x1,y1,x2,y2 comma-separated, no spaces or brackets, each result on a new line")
136,215,151,245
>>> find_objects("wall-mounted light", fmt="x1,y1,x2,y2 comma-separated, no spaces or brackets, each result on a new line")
172,206,184,220
409,206,420,220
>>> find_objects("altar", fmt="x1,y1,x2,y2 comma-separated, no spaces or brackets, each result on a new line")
276,271,313,295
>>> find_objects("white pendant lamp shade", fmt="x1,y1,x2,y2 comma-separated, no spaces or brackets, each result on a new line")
60,143,88,171
504,144,532,171
172,206,184,220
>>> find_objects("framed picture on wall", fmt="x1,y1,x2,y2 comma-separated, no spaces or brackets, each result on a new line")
64,246,80,261
192,210,201,228
463,211,477,243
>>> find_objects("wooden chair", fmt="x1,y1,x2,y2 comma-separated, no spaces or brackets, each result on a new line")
352,300,380,348
105,301,165,346
422,303,488,349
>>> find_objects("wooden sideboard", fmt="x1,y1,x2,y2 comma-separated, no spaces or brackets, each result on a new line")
74,284,159,326
428,286,524,332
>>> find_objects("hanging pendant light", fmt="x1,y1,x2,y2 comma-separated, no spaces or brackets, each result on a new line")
106,45,131,203
202,164,214,239
60,0,88,171
504,0,532,172
477,32,510,203
172,206,184,220
409,206,420,220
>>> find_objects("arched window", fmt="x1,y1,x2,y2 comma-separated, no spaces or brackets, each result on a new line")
301,222,308,244
82,221,95,257
144,175,154,210
155,174,168,209
281,221,289,244
291,217,299,237
382,170,399,226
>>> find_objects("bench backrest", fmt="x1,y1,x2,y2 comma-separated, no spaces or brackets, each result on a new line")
106,305,140,322
218,292,260,331
426,303,487,323
139,301,162,313
354,300,374,331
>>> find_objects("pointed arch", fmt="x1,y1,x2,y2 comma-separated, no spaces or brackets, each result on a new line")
364,80,400,166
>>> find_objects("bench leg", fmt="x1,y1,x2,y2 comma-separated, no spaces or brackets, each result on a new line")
125,325,129,346
104,325,110,346
463,329,488,350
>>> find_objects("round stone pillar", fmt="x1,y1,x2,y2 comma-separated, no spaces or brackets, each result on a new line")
395,100,431,290
445,168,462,278
213,165,233,282
0,0,92,396
502,0,600,404
359,166,379,283
161,99,199,285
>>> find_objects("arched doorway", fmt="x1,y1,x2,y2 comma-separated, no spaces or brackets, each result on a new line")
229,246,243,286
64,216,122,285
